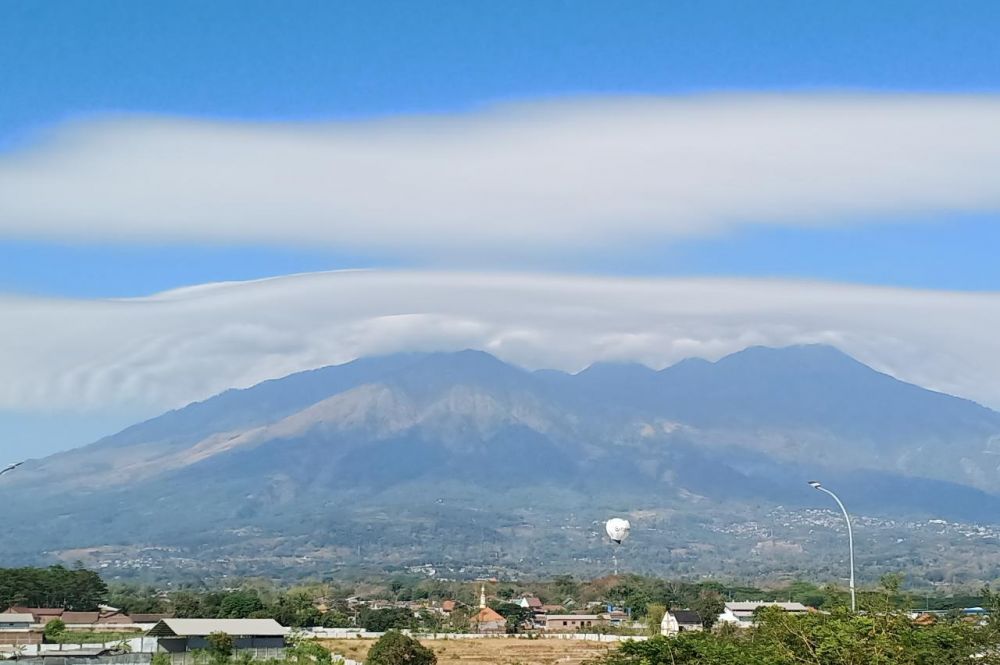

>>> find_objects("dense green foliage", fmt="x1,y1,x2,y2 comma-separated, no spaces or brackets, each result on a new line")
285,638,334,665
206,632,234,661
359,608,414,632
43,618,66,639
48,630,143,644
489,602,535,632
588,580,1000,665
365,631,436,665
0,565,108,610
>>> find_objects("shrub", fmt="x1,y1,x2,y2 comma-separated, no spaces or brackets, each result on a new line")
365,631,436,665
43,619,66,640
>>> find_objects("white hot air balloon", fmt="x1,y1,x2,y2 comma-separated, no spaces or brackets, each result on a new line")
605,518,631,545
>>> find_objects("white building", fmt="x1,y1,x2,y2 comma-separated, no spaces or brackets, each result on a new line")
717,601,812,626
660,610,703,636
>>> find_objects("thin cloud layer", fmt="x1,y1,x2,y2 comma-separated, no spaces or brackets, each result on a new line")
2,271,1000,415
1,94,1000,256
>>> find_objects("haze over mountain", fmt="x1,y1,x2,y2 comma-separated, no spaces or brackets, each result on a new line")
4,344,1000,580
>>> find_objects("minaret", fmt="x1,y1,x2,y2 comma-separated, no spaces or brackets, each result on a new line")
479,584,486,609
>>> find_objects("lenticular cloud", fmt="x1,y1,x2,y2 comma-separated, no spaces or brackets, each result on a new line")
2,271,999,413
2,94,1000,258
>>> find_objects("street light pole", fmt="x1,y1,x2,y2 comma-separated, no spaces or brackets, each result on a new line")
808,480,856,612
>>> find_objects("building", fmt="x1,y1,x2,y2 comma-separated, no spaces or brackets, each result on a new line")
469,607,507,634
660,610,703,636
718,601,812,626
6,608,64,626
0,613,40,646
62,611,134,631
147,619,288,656
600,609,630,626
544,614,606,632
468,584,507,634
0,613,33,630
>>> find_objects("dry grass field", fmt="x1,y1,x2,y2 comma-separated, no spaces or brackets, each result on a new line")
320,637,617,665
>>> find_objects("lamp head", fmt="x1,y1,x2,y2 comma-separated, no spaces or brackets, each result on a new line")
808,480,822,489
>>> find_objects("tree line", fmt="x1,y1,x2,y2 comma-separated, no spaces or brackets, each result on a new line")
588,577,1000,665
0,565,108,610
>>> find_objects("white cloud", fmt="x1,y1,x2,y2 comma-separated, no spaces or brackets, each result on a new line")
2,271,1000,418
1,94,1000,256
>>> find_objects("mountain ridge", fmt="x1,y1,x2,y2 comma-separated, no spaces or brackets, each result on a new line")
5,344,1000,580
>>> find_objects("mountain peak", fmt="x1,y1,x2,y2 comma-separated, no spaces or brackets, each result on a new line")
721,343,859,364
577,360,658,378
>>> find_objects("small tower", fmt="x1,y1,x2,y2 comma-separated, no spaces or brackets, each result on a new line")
479,584,487,609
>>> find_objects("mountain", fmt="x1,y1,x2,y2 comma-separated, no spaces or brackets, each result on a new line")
4,344,1000,582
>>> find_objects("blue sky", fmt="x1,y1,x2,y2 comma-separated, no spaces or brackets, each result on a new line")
2,0,1000,296
3,2,1000,459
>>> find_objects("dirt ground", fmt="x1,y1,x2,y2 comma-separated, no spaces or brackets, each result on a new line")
319,637,616,665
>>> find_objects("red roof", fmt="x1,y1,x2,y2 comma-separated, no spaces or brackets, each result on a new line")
8,607,64,617
471,607,506,624
441,600,457,612
61,611,132,624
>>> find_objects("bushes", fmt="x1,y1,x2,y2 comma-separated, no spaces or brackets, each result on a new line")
43,619,66,640
359,608,413,632
365,631,436,665
587,605,996,665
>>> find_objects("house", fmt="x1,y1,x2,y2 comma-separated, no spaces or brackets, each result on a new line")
718,601,812,626
516,597,542,611
600,609,630,626
0,614,33,630
0,613,41,646
469,607,507,634
147,619,288,655
660,610,703,636
62,611,135,631
6,608,64,626
440,600,457,614
544,614,606,632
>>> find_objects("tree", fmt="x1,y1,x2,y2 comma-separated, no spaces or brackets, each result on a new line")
645,604,667,636
219,590,265,618
490,602,534,633
205,632,233,662
366,631,436,665
607,579,652,618
0,565,108,611
286,638,333,665
43,619,66,640
690,589,724,629
552,575,578,602
359,608,412,632
586,579,994,665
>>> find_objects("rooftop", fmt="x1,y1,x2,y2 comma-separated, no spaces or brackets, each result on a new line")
0,613,35,623
726,601,810,613
148,619,288,637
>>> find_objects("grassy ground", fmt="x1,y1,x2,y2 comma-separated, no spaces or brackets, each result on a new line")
48,630,143,644
319,637,616,665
